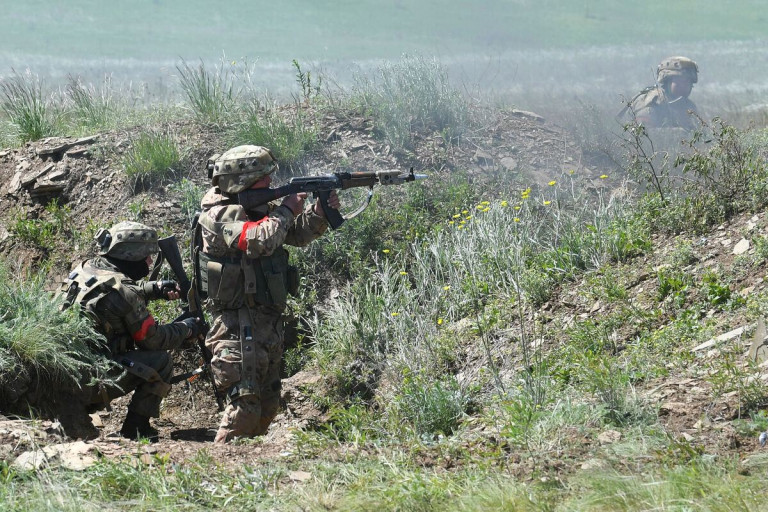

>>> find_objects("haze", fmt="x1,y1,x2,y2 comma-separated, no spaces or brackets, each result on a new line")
0,1,766,119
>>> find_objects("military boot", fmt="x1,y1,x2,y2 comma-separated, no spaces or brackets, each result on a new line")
120,410,159,442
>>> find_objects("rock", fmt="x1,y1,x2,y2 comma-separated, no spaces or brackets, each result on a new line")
499,156,518,171
733,239,750,255
693,324,753,352
597,430,622,445
580,458,607,470
288,470,312,482
12,449,48,471
510,109,545,122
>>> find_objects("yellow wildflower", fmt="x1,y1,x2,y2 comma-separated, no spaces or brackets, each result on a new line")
391,312,399,317
443,285,451,290
548,180,556,186
600,174,608,179
543,200,551,206
514,217,520,222
501,200,508,207
399,271,407,275
437,318,444,325
382,249,390,254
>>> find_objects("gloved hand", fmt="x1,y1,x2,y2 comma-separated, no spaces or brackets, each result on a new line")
153,280,180,300
181,316,206,341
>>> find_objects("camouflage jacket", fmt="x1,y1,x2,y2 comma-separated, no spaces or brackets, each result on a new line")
630,86,699,130
198,186,328,259
60,257,190,354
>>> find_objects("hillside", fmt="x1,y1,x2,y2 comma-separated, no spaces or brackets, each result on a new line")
3,86,768,509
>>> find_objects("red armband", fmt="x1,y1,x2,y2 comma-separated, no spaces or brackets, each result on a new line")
132,314,156,342
237,217,269,251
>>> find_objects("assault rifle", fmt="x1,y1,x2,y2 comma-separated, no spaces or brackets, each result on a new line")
153,235,225,411
236,168,428,229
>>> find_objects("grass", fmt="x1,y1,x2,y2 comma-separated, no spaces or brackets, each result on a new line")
0,259,113,410
0,70,60,143
121,130,182,191
3,52,768,512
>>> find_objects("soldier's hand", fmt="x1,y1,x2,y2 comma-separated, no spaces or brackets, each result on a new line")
181,317,206,341
281,192,307,216
314,190,340,218
154,280,180,300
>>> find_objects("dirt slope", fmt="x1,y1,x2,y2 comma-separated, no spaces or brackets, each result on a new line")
0,106,626,468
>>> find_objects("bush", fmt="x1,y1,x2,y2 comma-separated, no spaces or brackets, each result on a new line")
390,374,468,437
176,59,237,127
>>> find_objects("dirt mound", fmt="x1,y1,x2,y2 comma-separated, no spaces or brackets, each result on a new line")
0,106,606,462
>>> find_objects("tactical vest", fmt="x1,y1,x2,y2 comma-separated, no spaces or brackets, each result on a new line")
58,262,134,354
195,214,298,310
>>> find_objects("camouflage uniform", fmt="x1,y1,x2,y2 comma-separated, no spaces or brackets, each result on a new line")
196,146,328,442
628,56,700,130
59,222,195,436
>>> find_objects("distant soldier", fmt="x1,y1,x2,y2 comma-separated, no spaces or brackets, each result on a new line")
59,221,205,440
624,56,700,130
195,145,339,443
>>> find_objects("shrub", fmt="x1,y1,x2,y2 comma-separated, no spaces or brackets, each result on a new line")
390,374,468,437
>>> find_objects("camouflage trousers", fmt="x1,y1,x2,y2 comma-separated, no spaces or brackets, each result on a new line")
89,350,173,418
206,305,284,443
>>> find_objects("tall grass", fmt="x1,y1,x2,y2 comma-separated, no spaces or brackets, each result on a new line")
231,101,317,170
352,54,468,153
310,171,649,403
0,259,112,408
0,70,60,142
65,74,121,132
121,130,182,191
176,58,238,127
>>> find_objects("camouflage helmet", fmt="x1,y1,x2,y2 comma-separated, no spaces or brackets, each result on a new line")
95,221,158,261
210,145,278,194
657,56,698,85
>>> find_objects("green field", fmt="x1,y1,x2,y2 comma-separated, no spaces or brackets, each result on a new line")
1,0,765,62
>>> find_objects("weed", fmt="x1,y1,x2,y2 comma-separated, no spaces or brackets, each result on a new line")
292,59,321,105
176,58,237,126
65,74,120,132
232,101,317,170
167,178,205,225
352,54,468,153
121,130,181,191
390,373,469,437
0,70,60,143
707,347,768,416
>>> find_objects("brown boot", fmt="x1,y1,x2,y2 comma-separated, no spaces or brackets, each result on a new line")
120,411,159,442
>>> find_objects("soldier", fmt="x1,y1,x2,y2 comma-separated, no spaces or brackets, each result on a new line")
195,145,339,443
625,56,700,130
59,221,205,440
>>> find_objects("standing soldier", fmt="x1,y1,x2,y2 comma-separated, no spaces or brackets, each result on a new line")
626,56,700,130
195,145,339,443
59,221,205,440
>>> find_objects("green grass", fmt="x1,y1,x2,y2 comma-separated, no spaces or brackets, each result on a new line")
121,131,182,191
0,71,60,143
0,259,113,409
